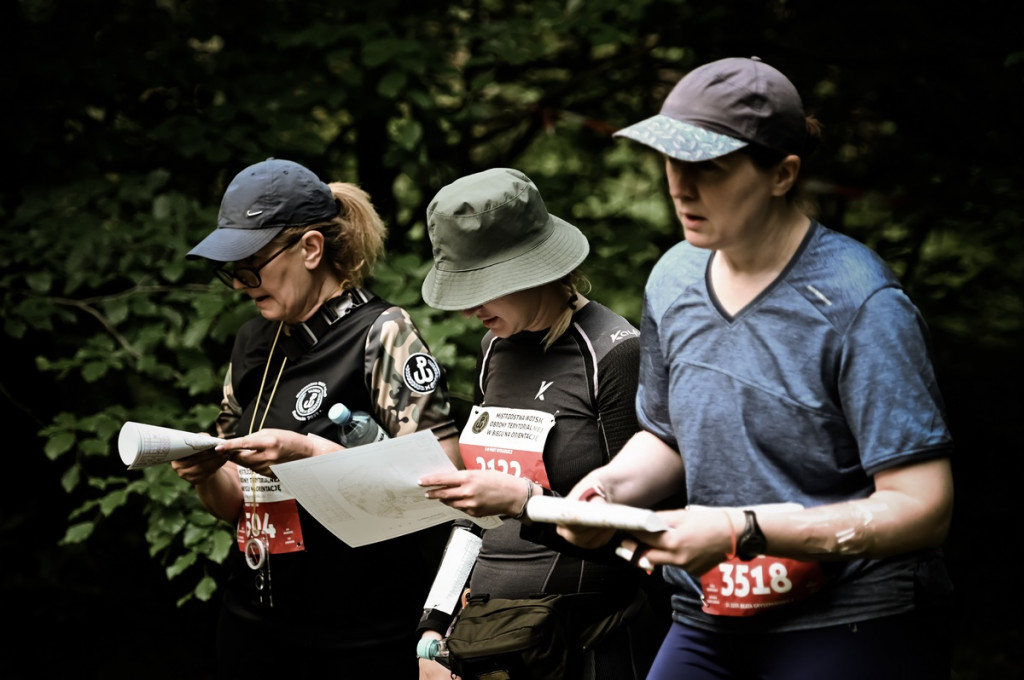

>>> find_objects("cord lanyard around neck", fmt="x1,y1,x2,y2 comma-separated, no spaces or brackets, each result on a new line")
242,322,287,602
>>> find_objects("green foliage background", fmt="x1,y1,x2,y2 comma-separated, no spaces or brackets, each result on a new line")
2,1,1021,677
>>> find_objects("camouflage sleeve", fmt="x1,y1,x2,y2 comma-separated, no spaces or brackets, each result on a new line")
214,363,242,439
365,306,460,441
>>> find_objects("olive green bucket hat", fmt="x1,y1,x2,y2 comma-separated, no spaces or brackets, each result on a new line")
421,168,589,311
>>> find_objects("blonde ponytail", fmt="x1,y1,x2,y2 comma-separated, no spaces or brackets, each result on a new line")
542,271,591,350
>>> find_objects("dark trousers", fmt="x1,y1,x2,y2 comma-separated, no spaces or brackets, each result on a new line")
647,613,952,680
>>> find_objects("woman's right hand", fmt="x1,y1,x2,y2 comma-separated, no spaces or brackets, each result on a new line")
171,436,244,523
420,469,536,518
171,448,232,486
554,495,619,550
557,430,686,549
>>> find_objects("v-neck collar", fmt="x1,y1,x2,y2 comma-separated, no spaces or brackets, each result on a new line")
705,221,819,322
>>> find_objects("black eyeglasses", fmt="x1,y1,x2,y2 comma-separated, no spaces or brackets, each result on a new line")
215,237,301,288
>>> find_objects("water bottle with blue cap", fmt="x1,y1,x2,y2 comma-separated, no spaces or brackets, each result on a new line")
416,637,450,663
328,403,389,447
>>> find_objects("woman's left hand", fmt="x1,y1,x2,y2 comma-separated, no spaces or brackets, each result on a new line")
419,470,534,518
626,505,739,576
216,428,329,478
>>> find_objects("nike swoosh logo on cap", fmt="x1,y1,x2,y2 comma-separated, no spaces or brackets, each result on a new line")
246,209,264,217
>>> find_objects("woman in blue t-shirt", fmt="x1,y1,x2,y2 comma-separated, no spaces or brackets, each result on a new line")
558,57,954,680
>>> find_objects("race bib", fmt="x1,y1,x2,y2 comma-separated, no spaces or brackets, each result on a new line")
235,468,305,554
458,406,556,487
700,555,826,617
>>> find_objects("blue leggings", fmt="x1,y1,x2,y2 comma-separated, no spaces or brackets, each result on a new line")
647,614,951,680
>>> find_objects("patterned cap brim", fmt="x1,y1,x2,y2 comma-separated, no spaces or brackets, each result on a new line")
614,115,748,161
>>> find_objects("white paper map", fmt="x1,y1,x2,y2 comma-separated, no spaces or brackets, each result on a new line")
270,430,501,547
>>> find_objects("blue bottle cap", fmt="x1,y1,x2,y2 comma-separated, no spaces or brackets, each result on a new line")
328,403,351,425
415,638,439,659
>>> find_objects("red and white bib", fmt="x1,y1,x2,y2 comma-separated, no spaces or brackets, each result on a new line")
700,555,825,617
235,467,305,555
458,405,556,487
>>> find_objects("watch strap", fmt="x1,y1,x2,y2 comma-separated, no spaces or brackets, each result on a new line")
736,509,766,560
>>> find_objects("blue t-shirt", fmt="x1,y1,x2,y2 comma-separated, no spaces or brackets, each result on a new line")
640,221,953,633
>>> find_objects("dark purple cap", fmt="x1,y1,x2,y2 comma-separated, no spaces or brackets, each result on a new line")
615,57,806,161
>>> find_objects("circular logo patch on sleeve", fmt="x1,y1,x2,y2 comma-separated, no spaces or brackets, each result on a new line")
403,353,441,393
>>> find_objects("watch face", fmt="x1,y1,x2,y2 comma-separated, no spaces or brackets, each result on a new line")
745,533,767,555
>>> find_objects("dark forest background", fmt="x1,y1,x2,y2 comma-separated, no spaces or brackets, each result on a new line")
2,1,1021,677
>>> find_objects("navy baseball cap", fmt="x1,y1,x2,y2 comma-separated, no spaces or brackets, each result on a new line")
187,158,339,262
614,57,806,161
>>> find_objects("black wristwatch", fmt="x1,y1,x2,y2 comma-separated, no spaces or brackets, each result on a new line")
735,510,767,560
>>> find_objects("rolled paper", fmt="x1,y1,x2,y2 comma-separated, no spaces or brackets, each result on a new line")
524,495,667,532
118,421,224,469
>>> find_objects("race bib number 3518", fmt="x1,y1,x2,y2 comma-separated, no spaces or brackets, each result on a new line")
700,556,826,617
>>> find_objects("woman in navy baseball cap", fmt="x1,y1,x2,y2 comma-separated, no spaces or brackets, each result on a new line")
175,158,463,678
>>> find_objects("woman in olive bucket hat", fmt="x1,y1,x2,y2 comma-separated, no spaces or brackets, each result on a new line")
416,168,667,680
556,57,955,680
